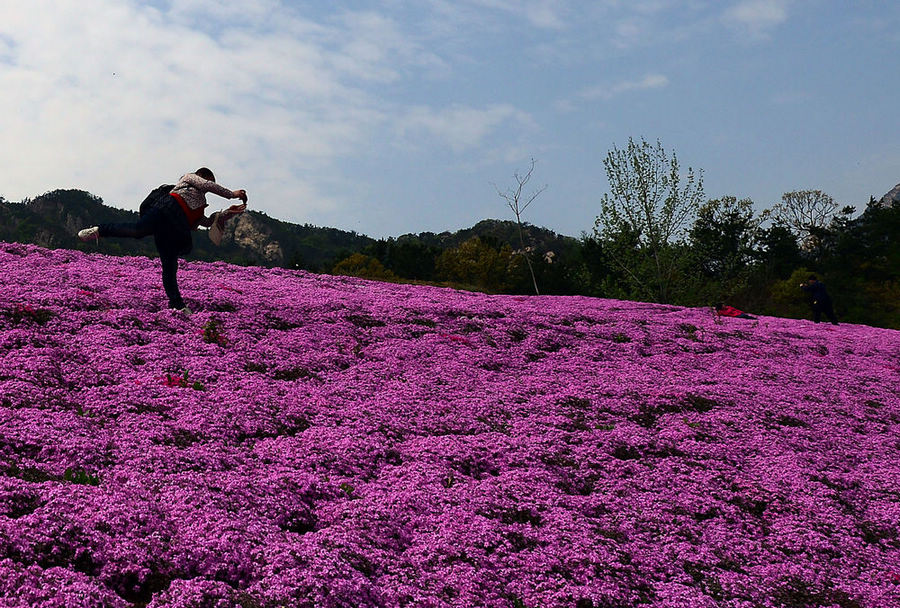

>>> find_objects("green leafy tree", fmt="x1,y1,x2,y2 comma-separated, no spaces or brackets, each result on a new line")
754,224,802,281
363,239,440,281
767,267,816,320
690,197,759,277
436,237,514,292
689,196,761,302
332,253,397,281
810,198,900,328
594,137,705,303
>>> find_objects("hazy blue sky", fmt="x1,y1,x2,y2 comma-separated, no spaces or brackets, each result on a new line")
1,1,898,238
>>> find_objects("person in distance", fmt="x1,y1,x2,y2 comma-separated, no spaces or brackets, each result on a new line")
714,303,757,320
800,275,838,325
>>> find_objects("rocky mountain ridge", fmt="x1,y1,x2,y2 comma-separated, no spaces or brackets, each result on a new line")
878,182,900,207
0,189,574,271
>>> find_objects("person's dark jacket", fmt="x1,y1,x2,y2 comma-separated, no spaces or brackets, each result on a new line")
801,281,832,306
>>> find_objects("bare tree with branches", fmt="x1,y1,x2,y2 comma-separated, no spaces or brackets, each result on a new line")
495,159,547,295
766,189,839,250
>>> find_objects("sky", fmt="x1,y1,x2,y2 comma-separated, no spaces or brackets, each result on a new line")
1,0,899,239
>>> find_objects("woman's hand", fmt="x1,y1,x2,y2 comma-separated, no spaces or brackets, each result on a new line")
198,212,217,228
233,189,248,203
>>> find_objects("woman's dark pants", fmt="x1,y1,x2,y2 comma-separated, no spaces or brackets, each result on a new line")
98,198,193,309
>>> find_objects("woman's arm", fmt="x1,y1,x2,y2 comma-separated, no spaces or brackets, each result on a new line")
197,212,217,228
180,173,247,202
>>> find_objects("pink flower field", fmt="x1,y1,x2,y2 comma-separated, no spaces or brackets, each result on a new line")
0,241,898,608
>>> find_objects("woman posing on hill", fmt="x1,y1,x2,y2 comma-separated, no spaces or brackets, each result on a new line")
78,168,247,313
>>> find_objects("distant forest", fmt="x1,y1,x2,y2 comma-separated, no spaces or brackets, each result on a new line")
346,192,898,331
2,168,899,330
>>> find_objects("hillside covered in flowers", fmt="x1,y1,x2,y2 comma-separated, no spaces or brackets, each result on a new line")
0,241,897,608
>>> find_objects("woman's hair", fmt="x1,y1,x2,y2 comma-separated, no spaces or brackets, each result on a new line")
715,302,724,310
195,167,216,182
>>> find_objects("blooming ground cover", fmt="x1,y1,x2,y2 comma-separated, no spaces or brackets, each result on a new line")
0,241,898,608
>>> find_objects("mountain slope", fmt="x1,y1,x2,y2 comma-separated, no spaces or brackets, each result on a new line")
0,189,377,269
0,190,576,273
399,218,579,253
0,242,897,607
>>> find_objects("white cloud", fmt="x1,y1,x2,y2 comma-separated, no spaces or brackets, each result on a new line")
522,2,567,29
580,73,670,101
461,0,568,29
611,18,648,49
0,0,837,241
724,0,789,35
399,104,534,152
0,2,431,221
580,1,714,51
2,1,547,228
424,0,569,32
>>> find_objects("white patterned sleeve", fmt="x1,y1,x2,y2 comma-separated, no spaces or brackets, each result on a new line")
180,173,236,200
